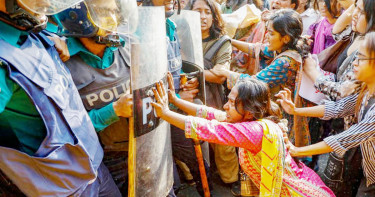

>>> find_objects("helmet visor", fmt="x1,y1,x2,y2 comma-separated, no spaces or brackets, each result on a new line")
84,0,138,34
18,0,84,15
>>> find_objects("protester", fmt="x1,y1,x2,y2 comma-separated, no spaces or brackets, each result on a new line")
277,32,375,196
308,0,340,54
0,0,120,196
301,0,375,194
270,0,298,10
296,0,320,35
191,0,240,194
151,73,335,197
230,2,298,75
213,9,312,150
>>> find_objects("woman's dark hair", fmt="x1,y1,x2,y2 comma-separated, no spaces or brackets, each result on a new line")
362,0,375,32
313,0,340,18
269,9,310,58
234,78,280,122
190,0,226,38
291,0,299,10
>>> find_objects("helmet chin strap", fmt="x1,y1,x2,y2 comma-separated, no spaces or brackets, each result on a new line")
0,0,47,33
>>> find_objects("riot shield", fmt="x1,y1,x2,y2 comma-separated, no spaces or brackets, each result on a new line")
128,7,173,197
170,11,210,197
170,10,206,104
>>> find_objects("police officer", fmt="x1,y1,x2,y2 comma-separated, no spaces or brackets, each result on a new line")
0,0,120,196
48,0,136,195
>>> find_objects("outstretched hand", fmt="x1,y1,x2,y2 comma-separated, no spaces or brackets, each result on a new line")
275,88,296,115
167,72,178,104
151,80,169,118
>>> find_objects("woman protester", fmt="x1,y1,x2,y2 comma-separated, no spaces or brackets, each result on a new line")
303,1,375,194
213,9,312,149
150,73,335,197
277,32,375,196
308,0,340,54
190,0,240,194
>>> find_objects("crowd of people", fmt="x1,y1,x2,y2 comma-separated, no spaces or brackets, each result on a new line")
0,0,375,196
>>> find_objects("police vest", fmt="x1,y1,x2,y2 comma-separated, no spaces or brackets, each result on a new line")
0,31,103,197
167,35,182,93
65,47,131,151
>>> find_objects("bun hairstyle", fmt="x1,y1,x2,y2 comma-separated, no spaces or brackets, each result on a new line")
269,9,311,59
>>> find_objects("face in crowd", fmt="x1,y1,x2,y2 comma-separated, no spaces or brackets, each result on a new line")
270,0,296,10
352,0,367,34
353,34,375,84
192,0,213,35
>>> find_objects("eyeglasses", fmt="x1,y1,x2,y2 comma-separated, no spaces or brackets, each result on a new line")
354,53,375,64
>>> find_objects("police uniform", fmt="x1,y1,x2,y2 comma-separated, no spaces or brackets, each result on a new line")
62,36,131,196
0,21,120,196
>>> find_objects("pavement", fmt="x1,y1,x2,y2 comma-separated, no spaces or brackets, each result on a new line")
177,171,235,197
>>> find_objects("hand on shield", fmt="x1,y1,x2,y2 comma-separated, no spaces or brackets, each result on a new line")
275,88,297,115
181,77,199,91
113,91,133,117
151,81,170,118
167,72,178,104
179,89,199,103
177,73,199,103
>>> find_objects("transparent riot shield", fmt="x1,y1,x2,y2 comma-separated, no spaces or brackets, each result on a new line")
170,10,206,104
170,11,210,197
129,7,173,197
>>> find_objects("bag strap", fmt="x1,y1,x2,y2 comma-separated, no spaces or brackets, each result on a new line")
204,35,231,62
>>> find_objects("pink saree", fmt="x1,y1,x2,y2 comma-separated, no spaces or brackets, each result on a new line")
185,106,335,197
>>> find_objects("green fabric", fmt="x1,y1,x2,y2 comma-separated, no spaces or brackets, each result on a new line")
67,37,125,69
166,18,176,41
221,4,233,14
0,60,45,155
46,22,59,34
88,103,119,132
0,21,29,48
